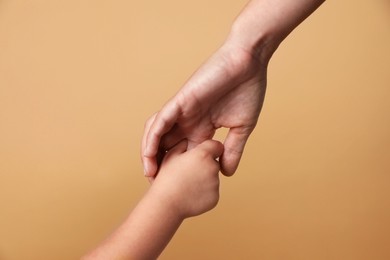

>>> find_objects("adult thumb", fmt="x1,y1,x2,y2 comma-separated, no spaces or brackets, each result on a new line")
220,128,250,176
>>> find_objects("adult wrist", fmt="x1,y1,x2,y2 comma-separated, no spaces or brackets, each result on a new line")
226,21,280,66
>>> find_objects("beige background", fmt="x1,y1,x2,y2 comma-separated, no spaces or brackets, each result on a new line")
1,0,389,259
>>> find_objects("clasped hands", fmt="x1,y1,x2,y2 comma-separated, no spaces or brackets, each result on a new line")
141,41,268,177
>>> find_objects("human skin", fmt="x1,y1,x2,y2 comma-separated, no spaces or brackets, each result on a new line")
82,140,224,260
142,0,325,177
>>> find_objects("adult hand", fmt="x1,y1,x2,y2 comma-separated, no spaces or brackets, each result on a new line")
142,42,268,177
141,0,325,178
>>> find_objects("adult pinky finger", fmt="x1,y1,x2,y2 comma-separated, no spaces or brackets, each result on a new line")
144,102,180,175
141,113,158,177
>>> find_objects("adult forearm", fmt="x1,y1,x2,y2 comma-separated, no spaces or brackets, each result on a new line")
227,0,325,62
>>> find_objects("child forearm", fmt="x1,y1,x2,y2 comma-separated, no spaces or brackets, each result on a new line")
82,189,183,260
83,140,223,259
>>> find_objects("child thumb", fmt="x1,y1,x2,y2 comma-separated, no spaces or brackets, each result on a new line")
198,140,224,159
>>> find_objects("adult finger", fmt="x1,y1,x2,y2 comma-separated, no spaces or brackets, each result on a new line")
141,113,156,158
163,139,188,162
145,102,179,156
147,176,155,184
159,124,185,152
143,101,180,176
142,114,183,177
141,113,158,177
220,127,251,176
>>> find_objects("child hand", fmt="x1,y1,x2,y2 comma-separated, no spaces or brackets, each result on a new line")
149,139,224,219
